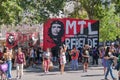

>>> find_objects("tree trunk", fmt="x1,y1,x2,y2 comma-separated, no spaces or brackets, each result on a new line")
103,41,106,47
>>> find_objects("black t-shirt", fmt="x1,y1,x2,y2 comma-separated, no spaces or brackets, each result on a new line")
51,47,59,57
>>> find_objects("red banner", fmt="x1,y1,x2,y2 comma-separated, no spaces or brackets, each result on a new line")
6,32,39,48
43,18,99,50
6,33,18,49
29,32,39,46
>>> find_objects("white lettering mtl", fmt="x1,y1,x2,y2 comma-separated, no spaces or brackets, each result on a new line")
66,20,98,35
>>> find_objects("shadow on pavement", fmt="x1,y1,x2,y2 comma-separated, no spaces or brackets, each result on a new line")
5,78,17,80
89,67,103,70
38,73,58,76
23,63,103,74
81,74,104,77
66,71,81,73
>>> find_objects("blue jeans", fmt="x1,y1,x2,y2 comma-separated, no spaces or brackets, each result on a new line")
71,59,78,70
105,60,115,79
6,60,12,79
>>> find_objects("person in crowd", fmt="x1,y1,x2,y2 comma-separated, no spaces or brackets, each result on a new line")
110,43,118,68
110,43,116,56
0,50,7,80
29,47,35,67
78,47,83,63
70,46,79,70
68,50,71,63
65,49,70,63
116,45,120,57
43,48,52,74
14,47,26,79
60,44,67,74
82,45,90,72
116,53,120,80
92,47,99,65
25,48,30,68
36,47,41,64
99,47,107,75
39,47,43,64
33,48,37,66
3,47,13,79
51,49,58,64
22,48,28,68
104,46,117,80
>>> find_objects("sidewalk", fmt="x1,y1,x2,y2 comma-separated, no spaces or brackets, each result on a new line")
10,63,118,80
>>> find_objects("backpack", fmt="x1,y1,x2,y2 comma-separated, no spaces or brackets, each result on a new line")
17,53,24,64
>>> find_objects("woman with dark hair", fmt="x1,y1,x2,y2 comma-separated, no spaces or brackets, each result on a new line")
99,47,107,75
60,45,67,74
104,46,117,80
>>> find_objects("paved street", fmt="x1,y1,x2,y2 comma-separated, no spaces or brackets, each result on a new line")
10,63,118,80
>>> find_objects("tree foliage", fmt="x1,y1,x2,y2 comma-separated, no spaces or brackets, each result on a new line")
114,0,120,14
0,0,23,25
79,0,102,19
0,0,65,25
100,5,120,42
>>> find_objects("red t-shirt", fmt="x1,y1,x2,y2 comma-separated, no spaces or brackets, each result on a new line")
71,50,79,60
16,53,24,64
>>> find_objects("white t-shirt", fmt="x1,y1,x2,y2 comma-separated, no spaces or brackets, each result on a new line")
43,52,51,59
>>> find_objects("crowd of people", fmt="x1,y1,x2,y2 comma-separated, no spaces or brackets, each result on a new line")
0,47,26,80
0,43,120,80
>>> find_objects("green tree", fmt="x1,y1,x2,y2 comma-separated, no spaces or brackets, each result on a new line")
114,0,120,39
0,0,23,25
114,0,120,14
0,0,66,25
69,0,102,19
100,4,120,42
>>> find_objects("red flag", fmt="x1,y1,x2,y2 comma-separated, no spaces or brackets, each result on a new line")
6,33,18,49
